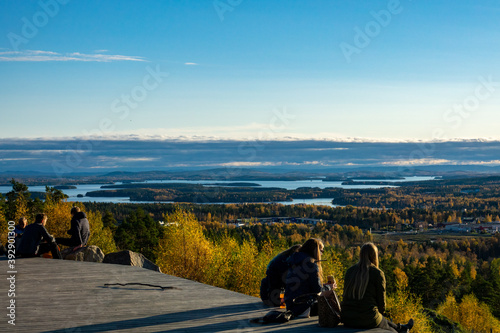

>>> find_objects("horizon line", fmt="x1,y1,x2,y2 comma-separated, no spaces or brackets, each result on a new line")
1,135,500,144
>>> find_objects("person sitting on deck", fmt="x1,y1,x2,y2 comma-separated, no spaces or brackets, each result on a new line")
260,244,301,306
14,217,27,250
341,242,414,332
14,217,27,237
56,206,90,249
16,213,62,259
285,238,325,318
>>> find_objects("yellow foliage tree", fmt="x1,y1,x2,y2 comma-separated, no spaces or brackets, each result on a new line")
157,209,213,282
321,247,345,299
85,210,117,254
207,235,275,296
436,294,459,326
43,201,73,238
386,268,433,333
437,294,500,332
205,235,237,289
223,239,260,295
14,198,29,222
450,262,460,279
0,204,8,246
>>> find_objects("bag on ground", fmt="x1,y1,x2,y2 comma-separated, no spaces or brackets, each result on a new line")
263,310,293,323
318,289,342,327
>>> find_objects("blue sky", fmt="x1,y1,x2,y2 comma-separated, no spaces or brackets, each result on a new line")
1,0,500,141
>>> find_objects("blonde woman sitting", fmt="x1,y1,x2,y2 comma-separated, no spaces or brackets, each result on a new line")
342,242,413,332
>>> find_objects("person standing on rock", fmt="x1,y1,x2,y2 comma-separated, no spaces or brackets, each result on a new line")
56,206,90,249
16,213,62,259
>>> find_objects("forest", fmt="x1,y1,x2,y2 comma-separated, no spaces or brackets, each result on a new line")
1,179,500,332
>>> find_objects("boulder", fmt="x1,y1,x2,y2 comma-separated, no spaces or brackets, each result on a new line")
103,250,161,273
62,245,104,263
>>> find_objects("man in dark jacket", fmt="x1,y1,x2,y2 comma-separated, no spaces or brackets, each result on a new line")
17,213,62,259
56,207,90,248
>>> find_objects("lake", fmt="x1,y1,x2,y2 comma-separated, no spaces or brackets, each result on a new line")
0,176,435,207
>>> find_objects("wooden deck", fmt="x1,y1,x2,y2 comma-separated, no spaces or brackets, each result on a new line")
0,256,388,332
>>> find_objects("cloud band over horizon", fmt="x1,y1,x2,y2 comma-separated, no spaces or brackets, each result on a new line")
1,139,500,176
0,50,146,62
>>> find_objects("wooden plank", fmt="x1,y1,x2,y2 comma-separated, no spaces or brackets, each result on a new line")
0,257,388,332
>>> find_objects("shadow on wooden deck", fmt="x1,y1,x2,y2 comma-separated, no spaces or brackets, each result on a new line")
0,256,387,333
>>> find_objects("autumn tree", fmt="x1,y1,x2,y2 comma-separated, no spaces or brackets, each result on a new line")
386,268,432,333
0,195,7,246
6,179,31,222
85,209,117,254
437,294,500,332
157,209,213,281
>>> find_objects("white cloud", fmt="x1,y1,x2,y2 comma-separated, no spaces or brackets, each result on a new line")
96,157,160,162
306,148,349,151
217,161,282,167
0,158,37,161
109,123,277,141
0,50,146,62
382,159,453,166
0,149,69,154
88,165,120,169
381,159,500,166
184,62,198,66
200,160,338,168
461,160,500,166
3,133,500,145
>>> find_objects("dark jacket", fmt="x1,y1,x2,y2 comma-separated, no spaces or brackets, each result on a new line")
260,250,295,305
341,264,386,328
14,225,25,238
267,251,293,288
68,211,90,246
16,223,55,256
285,252,322,316
14,225,25,250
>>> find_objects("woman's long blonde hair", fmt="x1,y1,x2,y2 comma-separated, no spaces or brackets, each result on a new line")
299,238,324,282
345,242,379,300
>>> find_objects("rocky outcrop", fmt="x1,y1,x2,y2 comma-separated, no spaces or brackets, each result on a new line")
62,245,105,263
103,250,161,273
